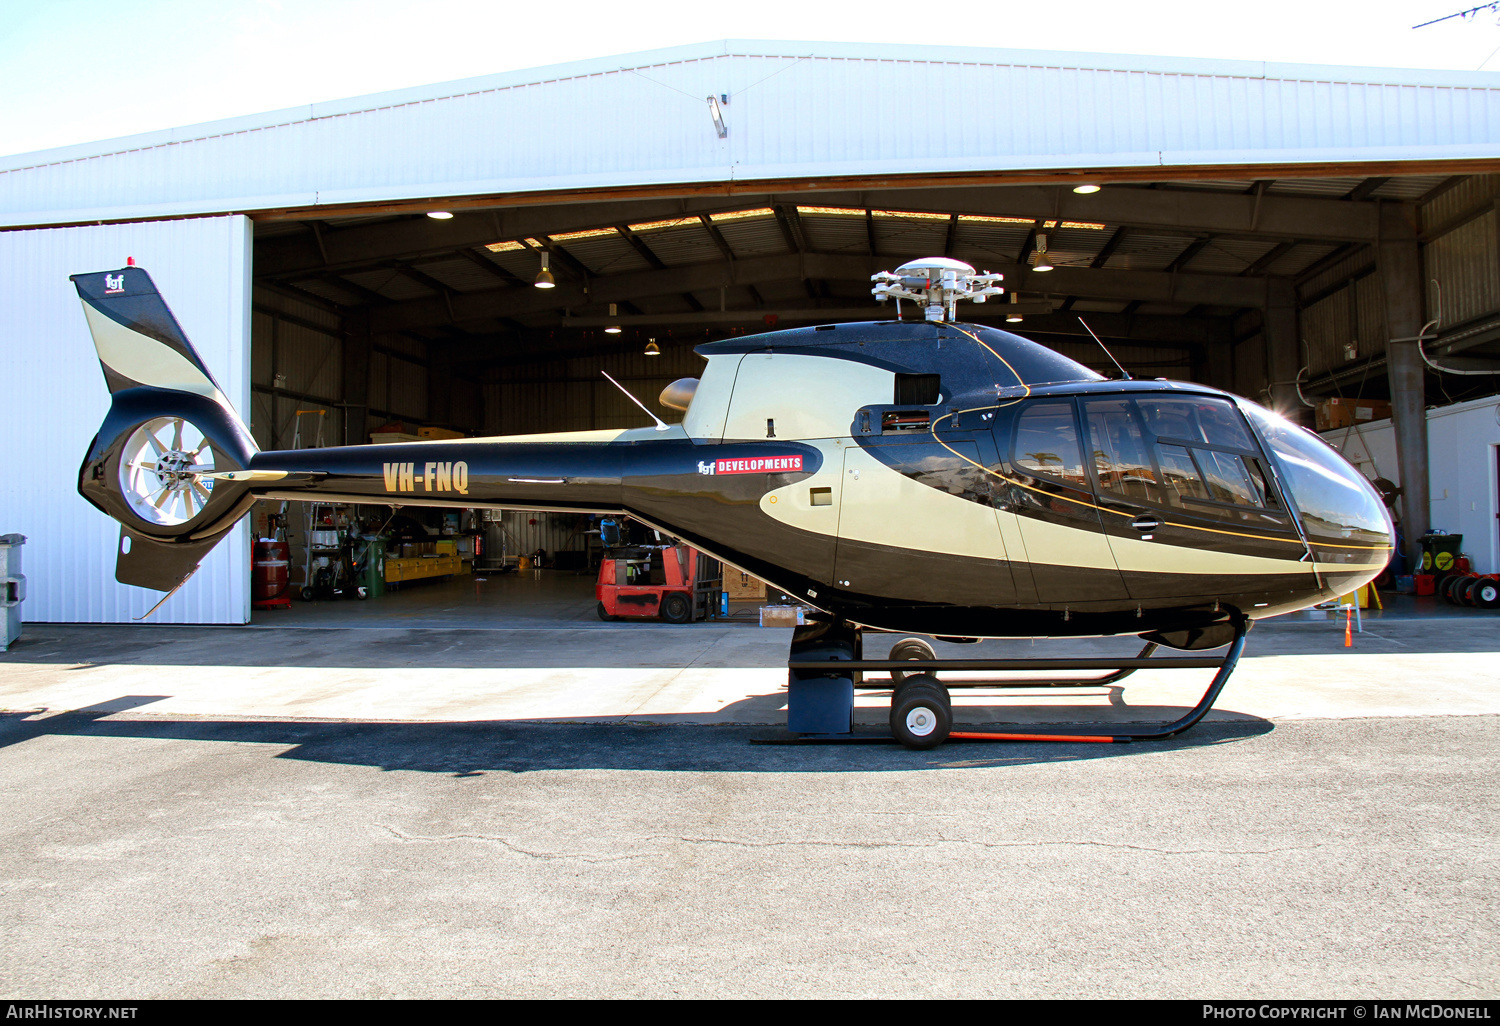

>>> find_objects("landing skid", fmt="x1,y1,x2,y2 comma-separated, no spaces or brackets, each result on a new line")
752,615,1250,748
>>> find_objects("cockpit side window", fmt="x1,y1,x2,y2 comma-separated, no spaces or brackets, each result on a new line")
1011,400,1087,487
1083,399,1162,504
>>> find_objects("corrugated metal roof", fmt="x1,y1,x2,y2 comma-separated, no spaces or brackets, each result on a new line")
4,39,1499,228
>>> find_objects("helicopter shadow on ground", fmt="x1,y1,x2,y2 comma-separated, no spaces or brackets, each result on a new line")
0,696,1275,775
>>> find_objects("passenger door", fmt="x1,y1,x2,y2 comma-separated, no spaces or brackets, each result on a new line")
992,399,1129,603
1079,394,1313,601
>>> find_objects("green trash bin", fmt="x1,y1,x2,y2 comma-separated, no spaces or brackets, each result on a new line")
356,536,386,599
1420,532,1463,576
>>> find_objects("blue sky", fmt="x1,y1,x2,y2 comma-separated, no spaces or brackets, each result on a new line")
4,0,1500,158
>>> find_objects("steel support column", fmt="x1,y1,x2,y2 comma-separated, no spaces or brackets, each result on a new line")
1379,204,1430,561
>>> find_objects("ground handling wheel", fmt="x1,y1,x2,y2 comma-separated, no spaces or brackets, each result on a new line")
889,673,952,750
1441,574,1469,604
1474,577,1500,609
1458,575,1485,607
659,591,692,624
888,638,937,685
596,601,617,622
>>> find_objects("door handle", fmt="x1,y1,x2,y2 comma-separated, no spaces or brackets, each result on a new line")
1131,514,1162,533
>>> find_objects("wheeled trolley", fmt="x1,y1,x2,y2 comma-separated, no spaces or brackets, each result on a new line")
758,616,1250,749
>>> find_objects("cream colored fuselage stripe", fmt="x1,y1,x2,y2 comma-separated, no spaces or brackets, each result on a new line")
83,303,228,407
829,444,1008,560
758,439,1340,578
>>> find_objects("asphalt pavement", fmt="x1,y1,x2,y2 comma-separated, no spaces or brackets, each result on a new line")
0,712,1496,998
1,613,1497,998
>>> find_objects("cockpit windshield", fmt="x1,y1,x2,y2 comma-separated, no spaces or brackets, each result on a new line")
1238,400,1391,544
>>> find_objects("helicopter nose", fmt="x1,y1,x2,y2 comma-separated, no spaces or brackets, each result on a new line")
1240,401,1395,592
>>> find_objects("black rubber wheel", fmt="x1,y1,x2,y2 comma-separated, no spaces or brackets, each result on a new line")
300,586,315,601
1476,579,1500,609
1441,575,1466,604
890,674,952,750
660,592,692,624
1437,575,1456,603
596,601,616,622
1458,575,1484,607
355,586,368,600
888,638,937,685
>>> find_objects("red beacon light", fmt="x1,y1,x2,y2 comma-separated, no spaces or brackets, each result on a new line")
125,257,135,266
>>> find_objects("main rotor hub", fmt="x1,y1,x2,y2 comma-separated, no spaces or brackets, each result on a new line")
871,257,1004,322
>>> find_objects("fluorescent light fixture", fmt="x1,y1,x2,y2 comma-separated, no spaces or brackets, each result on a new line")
1072,184,1101,194
427,210,454,219
533,251,555,289
707,96,727,138
604,303,622,334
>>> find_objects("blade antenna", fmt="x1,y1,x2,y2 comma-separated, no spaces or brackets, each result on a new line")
1078,317,1131,380
600,371,670,431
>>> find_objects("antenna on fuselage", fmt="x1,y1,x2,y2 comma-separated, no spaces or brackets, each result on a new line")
1078,317,1132,380
601,370,671,431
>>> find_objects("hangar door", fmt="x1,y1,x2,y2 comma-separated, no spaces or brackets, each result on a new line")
0,216,253,624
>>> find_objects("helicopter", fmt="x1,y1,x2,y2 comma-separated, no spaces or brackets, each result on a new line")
70,258,1394,749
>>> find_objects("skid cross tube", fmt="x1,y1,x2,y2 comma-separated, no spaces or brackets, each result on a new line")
845,641,1175,689
763,617,1250,745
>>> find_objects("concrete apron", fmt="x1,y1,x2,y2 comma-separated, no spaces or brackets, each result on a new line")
3,619,1500,727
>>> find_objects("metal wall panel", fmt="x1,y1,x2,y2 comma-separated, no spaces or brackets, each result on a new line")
1423,209,1500,327
1420,174,1500,232
5,42,1500,227
1302,290,1354,375
483,345,705,436
250,290,346,449
0,216,252,624
384,356,428,420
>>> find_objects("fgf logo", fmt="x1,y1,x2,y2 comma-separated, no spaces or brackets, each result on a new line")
383,461,469,494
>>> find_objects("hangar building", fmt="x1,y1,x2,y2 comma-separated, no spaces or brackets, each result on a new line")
4,40,1500,623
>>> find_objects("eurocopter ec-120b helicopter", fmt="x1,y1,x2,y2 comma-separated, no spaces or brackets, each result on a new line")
71,258,1393,749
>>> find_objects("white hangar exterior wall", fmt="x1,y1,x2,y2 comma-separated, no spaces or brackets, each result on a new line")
4,40,1500,227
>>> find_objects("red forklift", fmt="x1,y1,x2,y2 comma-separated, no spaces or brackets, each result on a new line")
595,518,722,623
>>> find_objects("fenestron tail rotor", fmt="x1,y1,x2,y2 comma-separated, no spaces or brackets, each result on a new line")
118,416,220,527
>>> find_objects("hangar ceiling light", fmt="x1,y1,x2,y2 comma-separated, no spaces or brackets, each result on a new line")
427,210,454,219
605,303,622,333
1073,184,1102,194
1031,234,1054,272
533,250,555,289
